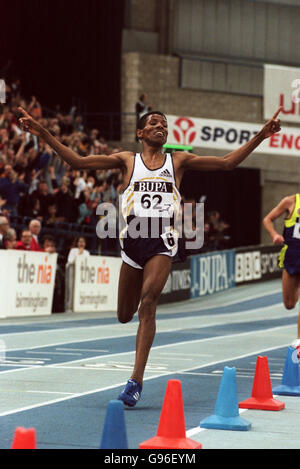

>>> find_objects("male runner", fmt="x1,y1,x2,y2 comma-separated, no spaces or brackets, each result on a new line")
263,192,300,340
18,105,282,406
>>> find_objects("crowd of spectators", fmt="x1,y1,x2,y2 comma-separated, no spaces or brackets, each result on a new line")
0,78,123,257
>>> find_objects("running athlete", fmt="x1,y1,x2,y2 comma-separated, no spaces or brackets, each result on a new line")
18,106,282,406
263,193,300,341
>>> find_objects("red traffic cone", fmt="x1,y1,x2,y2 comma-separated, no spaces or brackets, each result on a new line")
11,427,36,449
239,356,285,411
139,380,202,449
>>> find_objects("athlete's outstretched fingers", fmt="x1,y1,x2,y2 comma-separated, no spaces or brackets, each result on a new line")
272,106,283,120
18,106,31,118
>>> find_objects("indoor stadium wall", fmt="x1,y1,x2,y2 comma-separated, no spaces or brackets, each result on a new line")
121,0,300,245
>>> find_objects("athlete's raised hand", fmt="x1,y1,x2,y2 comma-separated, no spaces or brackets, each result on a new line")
18,107,44,137
260,106,282,139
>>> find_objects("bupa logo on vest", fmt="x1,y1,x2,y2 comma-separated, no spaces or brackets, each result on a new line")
134,181,173,193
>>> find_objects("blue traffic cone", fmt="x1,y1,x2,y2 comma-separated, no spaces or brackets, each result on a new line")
200,366,251,431
100,400,128,449
273,346,300,396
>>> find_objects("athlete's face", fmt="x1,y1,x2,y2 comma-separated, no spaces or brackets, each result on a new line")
139,114,168,147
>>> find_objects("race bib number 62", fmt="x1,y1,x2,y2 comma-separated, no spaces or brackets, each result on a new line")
133,180,174,218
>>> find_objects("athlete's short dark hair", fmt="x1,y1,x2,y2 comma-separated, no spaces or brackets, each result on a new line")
137,111,167,130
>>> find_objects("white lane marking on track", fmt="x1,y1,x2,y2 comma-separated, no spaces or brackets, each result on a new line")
26,390,75,395
0,334,292,418
160,287,282,311
0,322,294,377
56,348,109,353
0,301,293,356
28,351,83,356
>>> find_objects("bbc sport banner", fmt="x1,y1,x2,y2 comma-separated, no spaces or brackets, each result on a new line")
190,250,236,298
0,250,57,318
73,255,122,312
166,114,300,157
235,244,282,285
264,64,300,125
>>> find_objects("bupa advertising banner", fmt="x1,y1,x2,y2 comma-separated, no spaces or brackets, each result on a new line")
190,250,236,298
0,250,57,318
264,64,300,125
166,114,300,157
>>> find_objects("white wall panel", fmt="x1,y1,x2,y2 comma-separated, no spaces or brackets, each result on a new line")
173,0,300,95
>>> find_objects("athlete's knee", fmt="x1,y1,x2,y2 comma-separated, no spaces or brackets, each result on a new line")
139,290,159,317
284,297,298,310
117,304,136,323
117,314,132,324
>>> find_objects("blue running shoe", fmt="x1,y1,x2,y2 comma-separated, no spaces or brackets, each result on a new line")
118,379,142,407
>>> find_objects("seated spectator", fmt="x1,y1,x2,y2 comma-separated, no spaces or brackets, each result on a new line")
15,229,32,250
28,96,42,119
42,235,65,313
19,193,42,219
44,203,62,226
28,219,43,251
42,235,56,253
55,182,77,222
73,115,84,132
59,114,74,135
27,169,41,195
77,187,94,224
0,164,28,215
67,236,90,264
29,181,55,218
74,170,87,199
3,228,17,249
207,210,231,250
0,215,10,249
0,195,7,215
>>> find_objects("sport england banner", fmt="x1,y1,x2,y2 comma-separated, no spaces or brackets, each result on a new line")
0,250,57,318
235,244,282,285
159,259,191,305
166,114,300,157
264,64,300,124
190,250,235,298
73,255,122,312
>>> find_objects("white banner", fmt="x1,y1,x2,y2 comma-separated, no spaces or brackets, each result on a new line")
166,114,300,157
73,255,122,313
0,251,57,318
264,64,300,124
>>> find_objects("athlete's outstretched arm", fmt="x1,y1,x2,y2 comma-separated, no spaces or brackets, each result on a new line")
263,196,294,245
178,107,282,171
17,107,124,170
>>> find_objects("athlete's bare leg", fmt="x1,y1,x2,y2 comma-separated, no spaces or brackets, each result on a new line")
117,262,144,323
282,269,300,338
130,255,172,385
